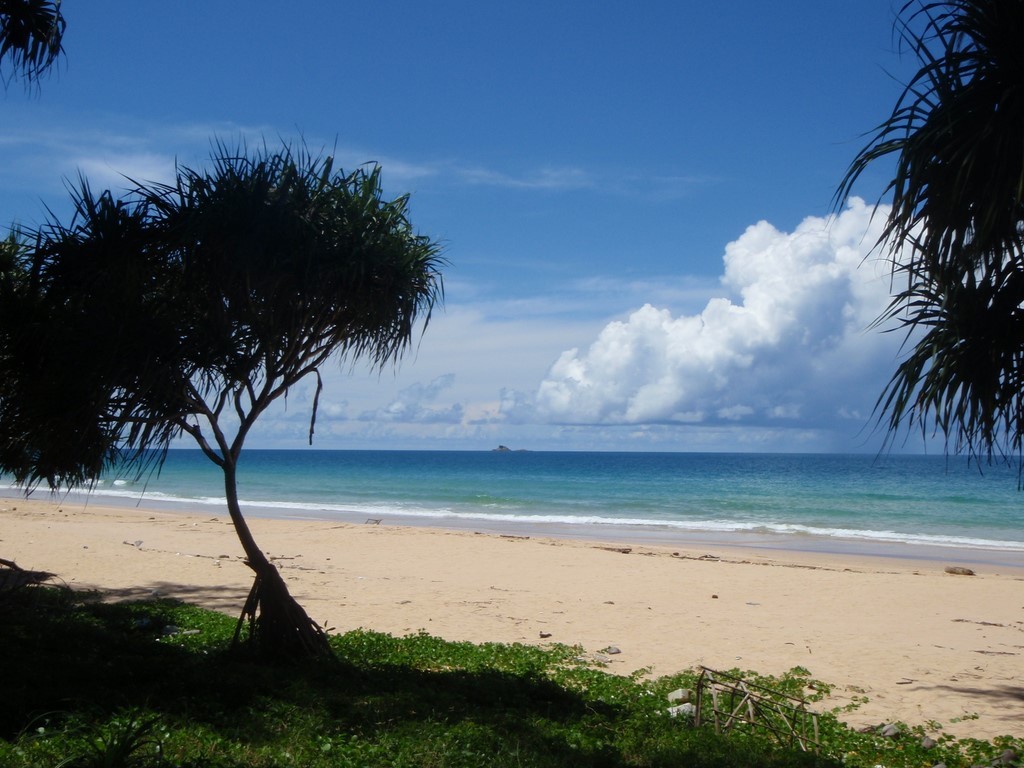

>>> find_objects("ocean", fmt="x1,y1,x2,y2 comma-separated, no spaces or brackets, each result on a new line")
4,450,1023,566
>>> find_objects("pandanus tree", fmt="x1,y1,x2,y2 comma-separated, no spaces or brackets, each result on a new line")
835,0,1024,459
0,0,65,85
0,143,444,657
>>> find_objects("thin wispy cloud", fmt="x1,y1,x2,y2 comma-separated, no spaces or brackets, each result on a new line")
358,374,464,424
74,152,177,190
452,164,710,199
457,165,594,190
569,274,724,315
2,110,711,215
0,118,265,208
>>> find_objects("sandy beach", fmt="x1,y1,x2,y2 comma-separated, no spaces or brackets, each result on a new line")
3,496,1022,741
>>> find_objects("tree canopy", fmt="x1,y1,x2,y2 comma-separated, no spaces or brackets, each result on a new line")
0,0,65,85
836,0,1024,459
2,144,444,484
0,143,444,656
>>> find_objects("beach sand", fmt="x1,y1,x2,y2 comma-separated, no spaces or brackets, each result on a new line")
2,497,1022,741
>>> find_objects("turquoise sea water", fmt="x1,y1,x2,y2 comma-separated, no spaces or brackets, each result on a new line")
4,450,1024,564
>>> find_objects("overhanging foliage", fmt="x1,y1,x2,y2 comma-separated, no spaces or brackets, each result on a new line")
836,1,1024,459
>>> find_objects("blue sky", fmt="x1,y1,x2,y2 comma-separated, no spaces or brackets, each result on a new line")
2,2,930,453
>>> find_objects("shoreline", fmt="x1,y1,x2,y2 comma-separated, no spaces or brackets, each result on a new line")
5,487,1024,571
3,496,1023,741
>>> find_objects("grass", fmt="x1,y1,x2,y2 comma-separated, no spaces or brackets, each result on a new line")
0,586,1019,767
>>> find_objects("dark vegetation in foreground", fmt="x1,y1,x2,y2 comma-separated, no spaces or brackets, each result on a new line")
1,587,1019,768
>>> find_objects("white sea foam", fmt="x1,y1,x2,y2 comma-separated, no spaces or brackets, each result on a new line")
4,473,1023,554
235,499,1024,552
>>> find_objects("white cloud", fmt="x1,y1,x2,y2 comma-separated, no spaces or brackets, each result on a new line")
457,165,594,190
263,199,909,452
533,198,903,433
358,374,464,424
11,109,913,452
74,151,177,191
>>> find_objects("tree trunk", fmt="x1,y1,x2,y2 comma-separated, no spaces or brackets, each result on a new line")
222,460,332,660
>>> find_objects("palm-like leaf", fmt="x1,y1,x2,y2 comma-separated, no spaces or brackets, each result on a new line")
0,142,443,658
1,142,444,483
0,189,187,487
143,144,445,460
0,0,64,84
837,0,1024,458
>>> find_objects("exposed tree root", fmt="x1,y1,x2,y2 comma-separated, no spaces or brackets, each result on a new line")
232,559,332,660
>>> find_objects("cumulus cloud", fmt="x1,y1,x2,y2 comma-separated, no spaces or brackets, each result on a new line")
533,199,903,431
358,374,464,424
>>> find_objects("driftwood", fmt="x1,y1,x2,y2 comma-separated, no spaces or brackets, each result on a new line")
694,667,821,752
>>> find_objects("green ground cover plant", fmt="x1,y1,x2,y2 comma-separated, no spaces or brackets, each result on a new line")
0,586,1019,767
